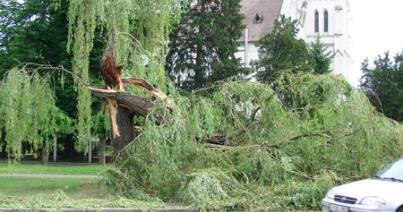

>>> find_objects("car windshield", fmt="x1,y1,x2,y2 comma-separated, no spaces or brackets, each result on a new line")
375,158,403,182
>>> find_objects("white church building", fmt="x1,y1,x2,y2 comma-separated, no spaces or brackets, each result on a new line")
236,0,354,83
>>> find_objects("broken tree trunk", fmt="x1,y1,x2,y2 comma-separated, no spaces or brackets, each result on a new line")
92,49,173,154
89,87,155,152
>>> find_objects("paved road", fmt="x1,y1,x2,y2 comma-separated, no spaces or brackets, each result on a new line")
0,173,100,179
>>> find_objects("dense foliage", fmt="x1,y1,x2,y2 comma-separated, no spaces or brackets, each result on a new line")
361,51,403,122
166,0,244,90
0,68,71,160
255,16,335,83
309,37,334,74
67,0,186,151
0,0,402,210
0,0,71,69
106,73,402,210
0,0,77,115
255,15,311,83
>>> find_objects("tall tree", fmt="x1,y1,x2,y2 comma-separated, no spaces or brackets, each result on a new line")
255,15,311,83
0,0,78,116
360,51,403,121
166,0,244,90
309,37,334,74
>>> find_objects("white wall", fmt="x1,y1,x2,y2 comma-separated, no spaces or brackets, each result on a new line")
287,0,354,83
236,42,260,67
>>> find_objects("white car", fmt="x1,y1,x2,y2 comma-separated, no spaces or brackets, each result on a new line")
322,158,403,212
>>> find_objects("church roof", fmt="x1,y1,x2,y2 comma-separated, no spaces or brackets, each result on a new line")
240,0,284,42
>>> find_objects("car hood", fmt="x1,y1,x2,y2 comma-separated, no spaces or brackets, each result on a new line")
332,179,403,204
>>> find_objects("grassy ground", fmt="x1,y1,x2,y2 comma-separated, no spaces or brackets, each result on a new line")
0,162,109,175
0,162,167,209
0,177,101,197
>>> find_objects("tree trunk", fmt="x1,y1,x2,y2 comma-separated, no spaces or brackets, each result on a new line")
89,87,154,154
88,138,92,163
112,106,136,152
98,138,106,165
91,50,173,154
53,137,57,162
41,148,49,165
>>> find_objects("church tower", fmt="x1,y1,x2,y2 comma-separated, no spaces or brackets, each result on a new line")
281,0,353,81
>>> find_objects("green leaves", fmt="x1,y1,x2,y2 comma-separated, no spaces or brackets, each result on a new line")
166,0,244,90
309,37,334,74
255,15,311,83
255,16,335,83
361,51,403,122
111,73,401,210
0,68,66,160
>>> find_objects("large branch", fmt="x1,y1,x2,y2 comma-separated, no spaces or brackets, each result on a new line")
122,78,175,109
204,130,354,151
89,87,153,116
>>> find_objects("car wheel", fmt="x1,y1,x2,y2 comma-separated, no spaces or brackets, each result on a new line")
397,206,403,212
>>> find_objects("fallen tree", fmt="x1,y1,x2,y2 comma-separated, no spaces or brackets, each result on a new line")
63,1,402,210
100,73,402,210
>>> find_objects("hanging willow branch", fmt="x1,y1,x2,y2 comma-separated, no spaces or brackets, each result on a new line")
0,68,61,160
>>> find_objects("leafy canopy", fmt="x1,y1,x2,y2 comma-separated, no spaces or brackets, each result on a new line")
255,15,311,83
360,51,403,121
309,37,334,74
109,73,402,210
166,0,244,90
0,68,72,160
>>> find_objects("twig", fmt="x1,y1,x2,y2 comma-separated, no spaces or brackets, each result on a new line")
17,63,93,87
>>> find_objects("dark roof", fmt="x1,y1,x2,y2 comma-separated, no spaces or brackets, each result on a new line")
240,0,284,42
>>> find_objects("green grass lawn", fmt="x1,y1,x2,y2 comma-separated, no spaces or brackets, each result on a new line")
0,177,102,197
0,162,109,175
0,163,166,209
0,178,164,209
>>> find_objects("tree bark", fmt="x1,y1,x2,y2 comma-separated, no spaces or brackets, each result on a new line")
92,50,173,154
53,137,57,162
89,87,154,153
89,87,153,116
98,138,106,165
41,148,49,165
112,105,136,152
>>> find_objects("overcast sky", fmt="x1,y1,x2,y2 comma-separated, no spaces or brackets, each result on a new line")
350,0,403,84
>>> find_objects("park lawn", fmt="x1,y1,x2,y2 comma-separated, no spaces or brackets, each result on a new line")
0,163,173,209
0,162,110,175
0,177,165,209
0,177,102,197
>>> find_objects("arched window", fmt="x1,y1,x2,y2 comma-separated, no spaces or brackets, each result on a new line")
314,10,319,33
254,13,264,24
324,10,329,32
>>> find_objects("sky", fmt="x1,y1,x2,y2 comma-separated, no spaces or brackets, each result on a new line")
350,0,403,85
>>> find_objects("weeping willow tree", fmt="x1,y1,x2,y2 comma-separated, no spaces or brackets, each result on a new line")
67,0,184,152
66,0,402,210
0,68,63,161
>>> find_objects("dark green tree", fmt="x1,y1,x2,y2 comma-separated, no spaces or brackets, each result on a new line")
0,0,78,115
166,0,244,90
255,15,311,83
309,37,334,74
0,0,108,157
360,51,403,121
